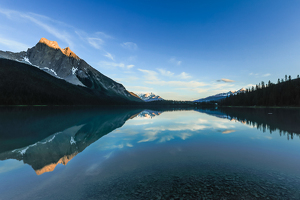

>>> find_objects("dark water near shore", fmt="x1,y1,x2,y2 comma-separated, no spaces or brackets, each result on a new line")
0,107,300,199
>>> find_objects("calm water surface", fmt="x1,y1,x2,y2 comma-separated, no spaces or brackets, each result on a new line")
0,107,300,199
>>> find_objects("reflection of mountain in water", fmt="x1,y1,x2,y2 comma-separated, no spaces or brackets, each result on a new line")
197,107,300,140
137,109,162,119
0,107,142,175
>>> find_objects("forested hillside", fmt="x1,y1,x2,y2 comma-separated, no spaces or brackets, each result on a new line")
220,75,300,106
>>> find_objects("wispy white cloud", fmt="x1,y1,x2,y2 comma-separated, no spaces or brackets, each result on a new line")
169,57,182,65
88,38,104,49
157,68,174,77
145,80,207,88
99,61,125,68
210,83,235,90
217,78,235,83
104,52,114,60
176,87,208,94
249,72,271,77
99,61,134,70
0,36,29,52
138,68,159,81
127,65,134,69
128,56,137,61
0,8,74,47
96,31,113,39
127,86,153,93
121,42,138,50
178,72,191,79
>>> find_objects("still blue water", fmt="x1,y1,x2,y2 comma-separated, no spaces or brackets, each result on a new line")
0,107,299,199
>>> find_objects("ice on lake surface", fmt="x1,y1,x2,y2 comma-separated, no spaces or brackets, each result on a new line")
0,106,300,199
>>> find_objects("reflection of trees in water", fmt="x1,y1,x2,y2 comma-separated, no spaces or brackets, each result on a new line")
219,108,300,140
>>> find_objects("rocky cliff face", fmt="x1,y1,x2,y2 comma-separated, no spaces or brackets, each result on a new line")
0,38,142,102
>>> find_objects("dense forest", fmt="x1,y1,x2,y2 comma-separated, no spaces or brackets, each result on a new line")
220,75,300,106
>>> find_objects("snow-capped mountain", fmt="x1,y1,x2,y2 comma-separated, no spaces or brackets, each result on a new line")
0,38,142,103
194,88,246,102
137,92,163,102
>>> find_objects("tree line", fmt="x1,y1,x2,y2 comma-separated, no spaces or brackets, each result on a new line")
220,74,300,106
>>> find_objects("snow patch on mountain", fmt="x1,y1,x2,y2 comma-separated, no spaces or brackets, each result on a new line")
23,56,31,64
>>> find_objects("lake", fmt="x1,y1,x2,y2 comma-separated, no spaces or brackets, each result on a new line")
0,106,300,199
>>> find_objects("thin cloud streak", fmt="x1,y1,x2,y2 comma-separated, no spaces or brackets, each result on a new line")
157,68,174,77
88,38,104,49
104,52,114,60
0,8,74,47
217,78,235,83
263,73,271,77
178,72,191,79
138,69,159,81
169,57,182,65
0,36,29,52
145,80,207,88
121,42,138,50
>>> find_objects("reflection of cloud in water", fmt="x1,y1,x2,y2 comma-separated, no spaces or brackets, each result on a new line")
85,163,103,176
145,124,207,132
104,151,114,159
159,135,174,143
215,124,234,129
126,143,133,147
129,120,154,126
138,131,159,143
0,159,23,174
222,130,236,134
94,111,238,158
198,119,208,123
180,132,192,140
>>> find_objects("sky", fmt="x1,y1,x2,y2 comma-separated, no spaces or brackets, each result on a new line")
0,0,300,100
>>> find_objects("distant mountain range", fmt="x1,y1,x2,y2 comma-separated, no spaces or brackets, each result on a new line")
0,38,143,105
194,88,246,102
138,92,163,102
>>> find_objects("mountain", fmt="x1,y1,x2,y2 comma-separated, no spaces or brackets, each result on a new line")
0,38,142,104
194,88,246,102
138,92,163,102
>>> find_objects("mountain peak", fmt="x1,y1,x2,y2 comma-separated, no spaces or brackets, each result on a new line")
62,47,79,59
38,38,79,59
39,38,60,49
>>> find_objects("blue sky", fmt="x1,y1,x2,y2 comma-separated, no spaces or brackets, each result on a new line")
1,0,300,100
